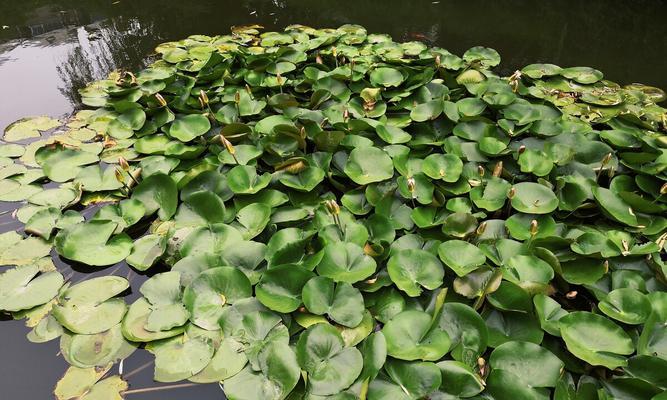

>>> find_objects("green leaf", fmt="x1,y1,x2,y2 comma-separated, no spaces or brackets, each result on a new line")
422,153,463,182
510,182,559,214
183,266,252,330
35,145,99,182
302,276,365,327
344,147,394,185
436,360,484,397
490,341,564,387
256,264,315,313
296,323,363,395
53,276,129,334
370,67,404,87
382,310,451,361
598,288,651,325
126,234,166,271
316,242,377,283
148,335,214,382
3,116,60,142
559,311,634,369
227,165,272,194
438,240,486,277
55,221,133,266
55,365,127,400
224,341,300,400
0,265,64,312
131,173,177,220
387,249,444,297
368,359,441,400
168,114,211,142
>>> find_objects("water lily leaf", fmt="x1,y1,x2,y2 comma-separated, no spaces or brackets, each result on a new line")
376,123,412,144
131,172,177,220
148,334,214,382
559,311,634,369
296,323,363,395
437,302,488,366
383,310,450,361
91,199,145,233
55,220,133,266
561,66,603,84
592,187,639,227
367,359,441,400
316,242,377,283
3,116,60,142
256,264,314,313
485,309,543,347
490,341,564,387
598,288,651,325
0,265,64,312
278,166,325,192
223,340,300,400
174,191,226,227
227,165,272,194
108,108,146,139
302,276,365,327
237,90,267,116
233,203,271,239
0,143,25,157
27,312,64,343
126,234,166,271
53,276,129,334
510,182,559,214
436,360,484,397
35,145,99,182
370,67,404,87
74,165,124,192
167,114,211,142
486,368,549,400
503,254,554,286
519,148,554,176
183,266,252,330
344,147,394,185
356,331,387,383
61,324,136,368
463,46,501,67
388,249,444,297
121,298,185,342
522,63,563,79
533,294,568,336
410,99,445,122
438,240,486,277
55,365,127,400
0,234,51,265
189,336,248,383
25,207,69,240
422,153,463,182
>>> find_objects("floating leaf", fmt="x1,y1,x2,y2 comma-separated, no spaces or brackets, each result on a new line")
559,311,634,369
388,249,444,297
296,323,363,395
55,221,133,266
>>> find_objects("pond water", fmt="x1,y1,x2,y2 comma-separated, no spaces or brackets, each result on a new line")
0,0,666,398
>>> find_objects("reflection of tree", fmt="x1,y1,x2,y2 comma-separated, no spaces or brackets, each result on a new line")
3,0,667,103
56,17,160,108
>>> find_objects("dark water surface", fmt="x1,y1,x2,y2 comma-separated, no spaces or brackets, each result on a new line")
1,0,666,398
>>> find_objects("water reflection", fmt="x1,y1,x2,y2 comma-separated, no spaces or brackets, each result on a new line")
1,0,667,398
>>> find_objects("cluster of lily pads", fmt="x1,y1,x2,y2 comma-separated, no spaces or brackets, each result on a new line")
1,23,666,399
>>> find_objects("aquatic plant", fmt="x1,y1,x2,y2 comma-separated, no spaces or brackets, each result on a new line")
1,24,667,399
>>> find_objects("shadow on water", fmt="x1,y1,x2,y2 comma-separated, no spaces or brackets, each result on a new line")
1,0,666,398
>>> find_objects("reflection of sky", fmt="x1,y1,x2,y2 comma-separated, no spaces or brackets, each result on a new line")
1,35,80,130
